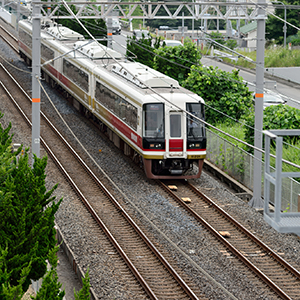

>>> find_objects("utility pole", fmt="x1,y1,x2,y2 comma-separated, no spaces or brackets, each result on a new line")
31,0,41,162
249,0,266,208
283,3,287,48
107,17,113,49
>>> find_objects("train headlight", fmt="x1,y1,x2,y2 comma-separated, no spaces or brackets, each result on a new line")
188,143,201,149
149,143,162,149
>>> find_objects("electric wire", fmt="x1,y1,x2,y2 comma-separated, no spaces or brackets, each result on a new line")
20,2,300,168
35,74,239,300
251,0,300,32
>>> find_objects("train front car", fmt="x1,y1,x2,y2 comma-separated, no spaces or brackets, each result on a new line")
142,91,206,179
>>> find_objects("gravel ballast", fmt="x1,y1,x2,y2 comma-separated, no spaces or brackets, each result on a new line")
1,27,300,300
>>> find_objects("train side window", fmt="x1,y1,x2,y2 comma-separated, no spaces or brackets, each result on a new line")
41,44,54,65
95,81,137,130
63,59,88,92
19,29,32,48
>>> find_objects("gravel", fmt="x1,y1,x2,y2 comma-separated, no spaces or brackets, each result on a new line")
1,26,300,300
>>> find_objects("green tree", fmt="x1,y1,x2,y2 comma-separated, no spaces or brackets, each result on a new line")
153,38,202,84
266,0,300,44
126,35,160,68
74,268,91,300
55,4,107,45
0,114,63,294
183,65,253,125
225,38,238,50
208,31,226,49
0,246,32,300
32,246,65,300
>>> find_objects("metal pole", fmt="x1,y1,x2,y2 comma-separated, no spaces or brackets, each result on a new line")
283,4,286,48
249,0,266,208
31,0,41,163
107,17,113,49
16,0,19,31
182,12,184,39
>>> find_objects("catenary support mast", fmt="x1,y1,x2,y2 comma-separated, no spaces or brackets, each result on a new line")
249,0,266,208
31,0,41,162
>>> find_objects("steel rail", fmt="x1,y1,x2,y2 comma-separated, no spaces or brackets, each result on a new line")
0,23,18,53
0,62,200,300
158,180,294,300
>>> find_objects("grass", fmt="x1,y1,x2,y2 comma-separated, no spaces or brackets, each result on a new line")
210,122,246,149
212,122,300,182
201,46,300,69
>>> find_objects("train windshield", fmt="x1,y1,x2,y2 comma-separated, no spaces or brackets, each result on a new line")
170,114,181,138
186,103,205,139
143,104,165,138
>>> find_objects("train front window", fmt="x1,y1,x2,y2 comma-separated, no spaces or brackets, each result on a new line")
143,104,164,138
170,114,181,138
186,103,205,139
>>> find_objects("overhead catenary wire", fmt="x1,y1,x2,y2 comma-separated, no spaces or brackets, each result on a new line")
23,2,300,170
35,74,239,300
250,0,300,32
45,10,300,168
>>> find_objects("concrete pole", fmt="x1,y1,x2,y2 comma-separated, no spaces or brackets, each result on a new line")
31,1,41,162
249,0,266,208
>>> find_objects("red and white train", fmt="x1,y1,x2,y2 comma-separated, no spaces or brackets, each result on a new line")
18,19,206,179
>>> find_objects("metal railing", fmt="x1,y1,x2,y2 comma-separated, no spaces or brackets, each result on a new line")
206,128,300,212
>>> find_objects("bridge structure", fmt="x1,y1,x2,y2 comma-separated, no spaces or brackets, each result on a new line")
20,1,273,21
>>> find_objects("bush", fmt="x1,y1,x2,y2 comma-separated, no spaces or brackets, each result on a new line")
183,65,253,125
153,38,202,84
243,104,300,150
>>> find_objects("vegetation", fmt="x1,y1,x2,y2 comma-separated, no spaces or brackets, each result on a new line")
55,4,107,45
0,113,62,298
205,31,238,50
183,65,253,125
0,150,62,292
0,113,94,298
126,35,163,68
74,268,91,300
32,247,65,300
266,0,300,45
220,47,300,69
153,38,202,84
243,104,300,148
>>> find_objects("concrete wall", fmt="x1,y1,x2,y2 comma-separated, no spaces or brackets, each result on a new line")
56,224,99,300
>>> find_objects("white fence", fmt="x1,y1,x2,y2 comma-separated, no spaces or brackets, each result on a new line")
206,128,300,212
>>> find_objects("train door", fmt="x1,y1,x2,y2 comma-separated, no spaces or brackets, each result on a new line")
167,111,186,157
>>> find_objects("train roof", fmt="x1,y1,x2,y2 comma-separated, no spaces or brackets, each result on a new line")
111,62,179,89
74,41,122,60
46,25,85,41
19,19,204,106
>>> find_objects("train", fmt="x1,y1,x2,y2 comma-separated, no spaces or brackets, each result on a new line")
18,18,206,179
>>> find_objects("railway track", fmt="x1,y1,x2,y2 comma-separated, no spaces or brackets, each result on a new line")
0,59,208,299
2,18,300,299
159,179,300,300
0,22,19,52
